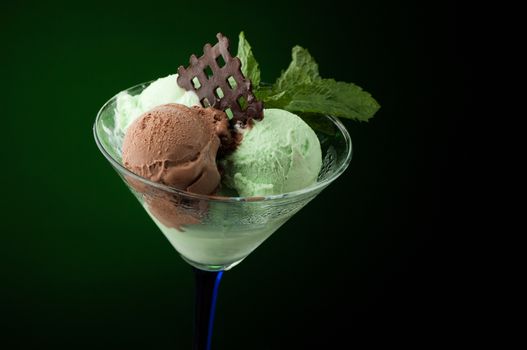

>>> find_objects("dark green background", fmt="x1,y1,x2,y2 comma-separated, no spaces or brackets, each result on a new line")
1,0,456,348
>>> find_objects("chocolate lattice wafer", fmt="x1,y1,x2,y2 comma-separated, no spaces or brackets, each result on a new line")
177,33,263,127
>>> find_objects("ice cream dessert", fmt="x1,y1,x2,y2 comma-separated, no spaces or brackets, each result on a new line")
110,32,379,267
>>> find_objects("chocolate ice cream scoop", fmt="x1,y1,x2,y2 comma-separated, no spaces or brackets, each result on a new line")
122,103,229,194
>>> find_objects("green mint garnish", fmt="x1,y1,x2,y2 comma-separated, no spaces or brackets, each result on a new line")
236,33,380,121
237,31,261,88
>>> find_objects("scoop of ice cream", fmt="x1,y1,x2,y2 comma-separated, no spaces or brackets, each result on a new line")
122,103,229,194
114,74,200,136
221,108,322,197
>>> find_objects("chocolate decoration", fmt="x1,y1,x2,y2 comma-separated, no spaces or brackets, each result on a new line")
177,33,263,127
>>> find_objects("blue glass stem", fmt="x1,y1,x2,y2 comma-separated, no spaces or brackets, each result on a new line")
192,268,223,350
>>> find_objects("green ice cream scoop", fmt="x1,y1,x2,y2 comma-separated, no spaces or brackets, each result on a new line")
221,108,322,197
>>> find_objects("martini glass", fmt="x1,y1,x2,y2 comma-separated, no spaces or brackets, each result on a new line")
93,81,352,349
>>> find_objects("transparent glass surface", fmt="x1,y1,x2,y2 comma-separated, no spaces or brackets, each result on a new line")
93,81,352,271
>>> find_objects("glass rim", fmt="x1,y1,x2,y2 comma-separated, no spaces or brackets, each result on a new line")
93,80,353,203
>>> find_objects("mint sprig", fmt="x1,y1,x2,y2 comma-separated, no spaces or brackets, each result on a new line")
237,31,261,88
236,33,380,121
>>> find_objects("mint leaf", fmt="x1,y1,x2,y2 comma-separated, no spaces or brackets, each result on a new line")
263,45,380,121
237,31,261,88
237,33,380,121
254,85,288,104
275,46,321,90
284,79,380,121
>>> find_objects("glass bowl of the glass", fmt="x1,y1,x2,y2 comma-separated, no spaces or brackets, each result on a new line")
93,80,352,271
